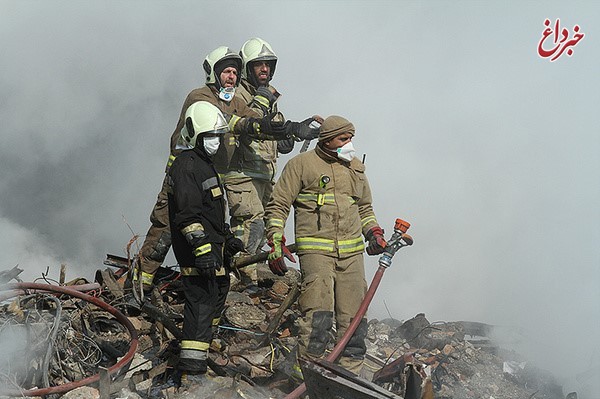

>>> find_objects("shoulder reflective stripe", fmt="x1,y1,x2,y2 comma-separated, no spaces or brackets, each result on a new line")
181,223,204,235
267,219,284,228
202,176,219,191
167,155,177,168
296,237,335,251
181,340,210,351
297,193,335,203
193,243,212,256
361,215,377,227
338,237,366,253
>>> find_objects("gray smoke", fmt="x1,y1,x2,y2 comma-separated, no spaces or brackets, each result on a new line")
1,1,598,395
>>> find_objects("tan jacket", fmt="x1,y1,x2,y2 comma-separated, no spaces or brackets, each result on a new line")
222,79,283,182
265,145,380,257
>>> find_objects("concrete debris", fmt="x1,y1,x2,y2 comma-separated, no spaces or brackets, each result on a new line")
0,263,576,399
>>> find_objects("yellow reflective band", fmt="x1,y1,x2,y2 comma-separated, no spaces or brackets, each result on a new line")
297,193,335,204
167,155,177,168
361,216,377,227
180,267,198,276
133,270,155,285
254,95,270,109
211,186,222,197
296,237,335,252
267,218,284,228
338,237,366,253
181,340,210,351
193,243,211,256
212,317,221,326
229,115,241,131
317,194,325,206
181,223,204,235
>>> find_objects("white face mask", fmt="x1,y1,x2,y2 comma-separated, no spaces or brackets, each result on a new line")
218,87,235,102
336,142,356,162
203,136,221,155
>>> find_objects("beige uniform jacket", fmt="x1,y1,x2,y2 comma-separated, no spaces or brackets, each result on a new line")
265,145,380,257
222,79,281,182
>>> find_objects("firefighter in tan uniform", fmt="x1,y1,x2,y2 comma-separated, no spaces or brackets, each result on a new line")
134,46,313,293
264,115,387,375
225,38,301,283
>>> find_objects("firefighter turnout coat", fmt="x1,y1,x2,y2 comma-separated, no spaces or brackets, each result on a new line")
265,145,379,257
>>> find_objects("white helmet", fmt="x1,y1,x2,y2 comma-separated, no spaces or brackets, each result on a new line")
203,46,242,90
239,38,277,87
181,101,229,148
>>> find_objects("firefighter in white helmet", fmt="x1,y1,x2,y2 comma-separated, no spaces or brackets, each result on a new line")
133,46,318,296
167,101,244,388
223,38,301,284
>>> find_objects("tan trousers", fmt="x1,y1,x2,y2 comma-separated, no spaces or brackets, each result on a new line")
297,252,368,374
139,175,171,277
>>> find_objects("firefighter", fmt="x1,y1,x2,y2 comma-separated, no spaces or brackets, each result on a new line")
167,100,244,387
226,37,301,284
133,46,318,294
264,115,387,376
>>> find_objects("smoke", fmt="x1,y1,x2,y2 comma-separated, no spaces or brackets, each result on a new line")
1,0,598,395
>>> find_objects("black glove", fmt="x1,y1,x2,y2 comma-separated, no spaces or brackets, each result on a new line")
277,137,295,154
247,113,288,140
365,226,387,256
254,86,277,111
285,118,320,141
194,252,219,279
225,236,245,258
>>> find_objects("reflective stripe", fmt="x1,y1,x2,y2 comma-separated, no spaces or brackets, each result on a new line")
212,317,221,327
228,115,241,131
193,243,211,256
296,236,365,253
296,237,335,252
181,223,204,235
201,177,219,191
254,95,270,109
297,193,335,204
180,267,198,276
167,154,176,168
338,237,365,254
361,215,377,227
133,269,155,286
180,348,208,360
267,218,284,229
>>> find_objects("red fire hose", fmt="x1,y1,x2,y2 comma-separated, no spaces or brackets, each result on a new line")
285,219,412,399
0,282,139,397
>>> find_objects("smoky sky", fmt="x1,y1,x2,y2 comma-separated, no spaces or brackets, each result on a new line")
1,0,598,395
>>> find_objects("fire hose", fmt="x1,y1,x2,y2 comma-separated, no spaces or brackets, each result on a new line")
284,218,413,399
0,282,138,397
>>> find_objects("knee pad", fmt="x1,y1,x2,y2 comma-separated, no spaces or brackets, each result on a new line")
343,318,368,358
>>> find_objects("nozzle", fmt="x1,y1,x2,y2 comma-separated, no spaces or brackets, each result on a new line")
395,218,411,233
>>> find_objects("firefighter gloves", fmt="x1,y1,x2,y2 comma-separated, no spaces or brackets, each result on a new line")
224,236,245,258
267,233,296,276
286,118,320,141
365,226,387,256
194,251,219,279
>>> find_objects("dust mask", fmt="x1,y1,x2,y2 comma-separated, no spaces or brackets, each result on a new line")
218,87,235,102
203,136,220,155
336,142,355,162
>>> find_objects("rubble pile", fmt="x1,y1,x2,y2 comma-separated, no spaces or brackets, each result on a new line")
0,263,572,398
